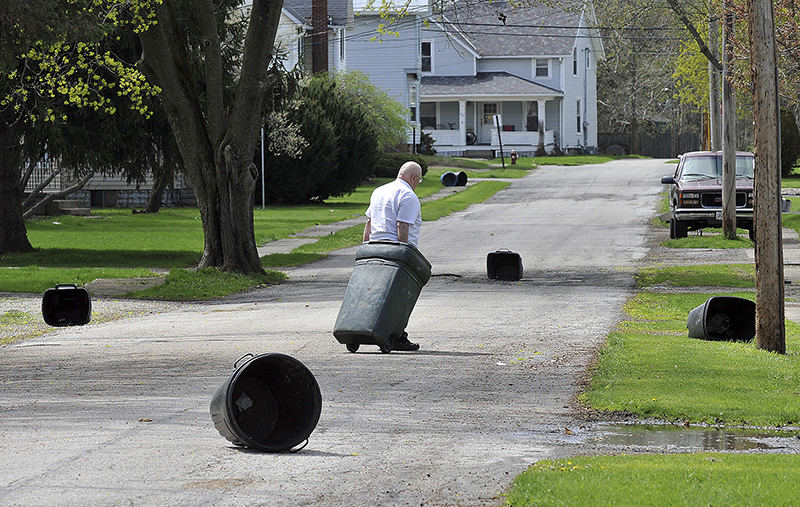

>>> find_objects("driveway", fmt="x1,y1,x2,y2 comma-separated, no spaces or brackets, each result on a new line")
0,158,668,505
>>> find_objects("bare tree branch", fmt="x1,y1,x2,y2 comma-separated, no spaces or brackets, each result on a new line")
665,0,722,71
22,172,94,219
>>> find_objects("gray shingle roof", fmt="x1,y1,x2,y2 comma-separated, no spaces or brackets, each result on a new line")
440,0,585,57
420,72,563,98
283,0,351,27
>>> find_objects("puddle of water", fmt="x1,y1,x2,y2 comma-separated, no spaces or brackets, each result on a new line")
583,424,800,451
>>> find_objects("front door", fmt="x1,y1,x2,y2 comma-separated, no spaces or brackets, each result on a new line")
479,102,499,144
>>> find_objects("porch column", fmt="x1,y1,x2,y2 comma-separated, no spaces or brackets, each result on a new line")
537,100,546,130
522,101,528,131
459,100,466,145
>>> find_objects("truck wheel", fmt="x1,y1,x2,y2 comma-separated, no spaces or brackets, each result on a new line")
669,218,676,239
749,228,756,241
674,220,688,238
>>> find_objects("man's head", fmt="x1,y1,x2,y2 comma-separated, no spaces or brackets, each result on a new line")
398,161,423,190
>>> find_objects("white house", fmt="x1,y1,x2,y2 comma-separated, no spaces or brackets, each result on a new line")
275,0,354,73
339,0,604,155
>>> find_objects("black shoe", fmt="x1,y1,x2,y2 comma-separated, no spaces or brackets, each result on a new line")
392,333,420,351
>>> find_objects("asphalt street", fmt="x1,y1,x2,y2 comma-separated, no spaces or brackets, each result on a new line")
1,158,668,506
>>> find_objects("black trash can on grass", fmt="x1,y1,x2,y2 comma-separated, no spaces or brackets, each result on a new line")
687,296,756,341
210,353,322,453
334,241,431,353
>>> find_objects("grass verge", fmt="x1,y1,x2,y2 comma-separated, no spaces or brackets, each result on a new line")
507,454,800,506
0,267,160,293
582,290,800,426
126,268,285,301
636,264,754,288
290,180,511,256
663,234,753,249
493,154,648,169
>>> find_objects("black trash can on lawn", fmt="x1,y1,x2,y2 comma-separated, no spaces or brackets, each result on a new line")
334,241,431,353
210,353,322,453
687,296,756,341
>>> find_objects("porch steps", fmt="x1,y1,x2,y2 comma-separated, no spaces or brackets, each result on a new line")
46,199,91,216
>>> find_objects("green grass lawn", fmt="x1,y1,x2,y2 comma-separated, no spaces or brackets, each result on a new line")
583,289,800,426
0,267,160,293
636,264,754,288
507,454,800,506
126,268,285,300
492,154,648,169
663,234,753,249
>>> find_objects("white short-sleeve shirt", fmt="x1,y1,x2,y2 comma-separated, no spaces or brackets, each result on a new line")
365,179,422,247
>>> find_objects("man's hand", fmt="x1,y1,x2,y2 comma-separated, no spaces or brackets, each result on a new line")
363,218,371,242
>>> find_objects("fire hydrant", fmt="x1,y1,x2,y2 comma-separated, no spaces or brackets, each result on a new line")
510,150,518,165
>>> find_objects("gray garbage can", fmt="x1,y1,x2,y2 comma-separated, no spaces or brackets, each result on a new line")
687,296,755,341
334,241,431,353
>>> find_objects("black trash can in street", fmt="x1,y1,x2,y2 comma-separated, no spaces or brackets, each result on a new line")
487,249,523,281
687,296,756,341
42,284,91,326
333,241,432,353
210,353,322,453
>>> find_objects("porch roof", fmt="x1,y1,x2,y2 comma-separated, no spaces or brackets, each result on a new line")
419,72,563,100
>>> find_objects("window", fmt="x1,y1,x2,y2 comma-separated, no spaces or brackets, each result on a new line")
297,35,304,63
421,41,432,72
576,99,581,132
420,103,436,129
535,59,548,78
573,47,577,75
482,103,498,125
526,102,540,131
339,30,345,61
585,49,590,69
409,82,418,121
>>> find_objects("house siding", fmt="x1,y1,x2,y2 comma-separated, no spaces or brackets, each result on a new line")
420,26,474,75
347,15,420,107
477,58,531,80
545,99,561,143
275,12,303,69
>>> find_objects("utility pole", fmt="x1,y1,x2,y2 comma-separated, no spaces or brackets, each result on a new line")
708,13,721,151
721,1,737,239
748,0,785,353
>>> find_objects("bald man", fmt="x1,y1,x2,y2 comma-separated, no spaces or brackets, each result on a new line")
364,161,423,247
363,161,424,351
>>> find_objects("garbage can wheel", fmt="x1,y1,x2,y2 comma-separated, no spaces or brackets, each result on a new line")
346,343,360,353
379,343,392,354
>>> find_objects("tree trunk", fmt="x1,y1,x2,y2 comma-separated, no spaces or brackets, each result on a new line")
721,2,737,239
0,126,34,254
145,164,170,213
138,0,282,275
748,0,785,353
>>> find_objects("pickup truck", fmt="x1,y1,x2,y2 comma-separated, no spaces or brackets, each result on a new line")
660,151,754,240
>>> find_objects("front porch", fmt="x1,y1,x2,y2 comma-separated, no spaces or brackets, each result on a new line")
414,72,563,155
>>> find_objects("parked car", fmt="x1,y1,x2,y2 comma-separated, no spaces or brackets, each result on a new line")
660,151,754,240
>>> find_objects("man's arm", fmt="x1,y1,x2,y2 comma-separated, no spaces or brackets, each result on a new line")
397,221,410,243
363,218,371,242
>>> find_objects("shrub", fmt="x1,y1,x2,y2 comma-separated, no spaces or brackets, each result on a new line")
782,108,800,177
264,74,380,203
374,152,429,178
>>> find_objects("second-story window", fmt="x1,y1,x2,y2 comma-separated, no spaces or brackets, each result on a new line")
340,30,345,61
577,99,582,132
421,41,432,72
535,59,548,78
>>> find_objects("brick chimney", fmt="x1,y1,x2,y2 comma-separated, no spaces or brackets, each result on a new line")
311,0,328,73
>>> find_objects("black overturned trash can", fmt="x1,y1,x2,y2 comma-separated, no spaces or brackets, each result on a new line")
456,171,468,186
687,296,756,341
487,249,523,281
334,241,431,353
42,283,91,326
440,172,457,186
210,353,322,453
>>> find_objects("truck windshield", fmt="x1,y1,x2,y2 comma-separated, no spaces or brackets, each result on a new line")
680,155,755,180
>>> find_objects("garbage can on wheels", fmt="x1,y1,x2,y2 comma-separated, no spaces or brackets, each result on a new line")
334,241,431,353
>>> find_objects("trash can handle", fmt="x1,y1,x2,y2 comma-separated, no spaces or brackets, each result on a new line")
55,283,79,289
234,353,254,369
